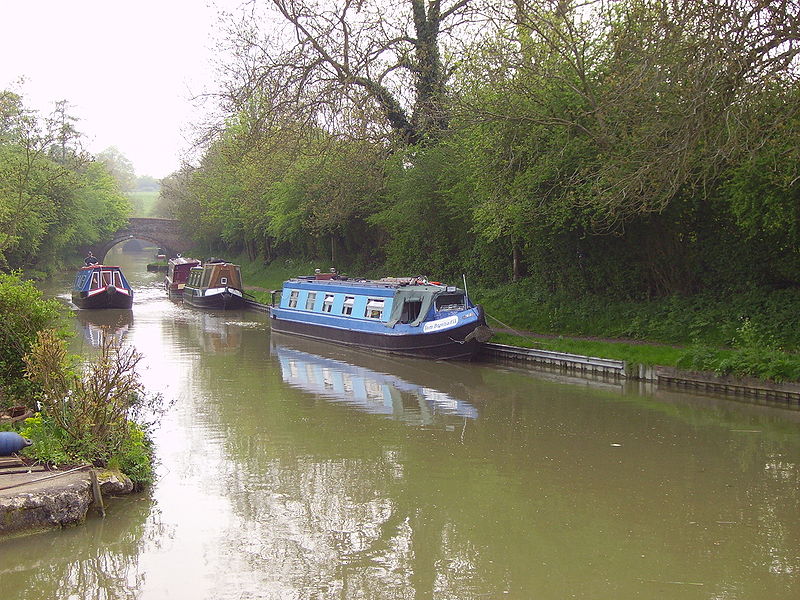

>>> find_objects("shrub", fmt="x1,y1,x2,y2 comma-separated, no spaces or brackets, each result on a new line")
21,329,163,484
0,271,63,408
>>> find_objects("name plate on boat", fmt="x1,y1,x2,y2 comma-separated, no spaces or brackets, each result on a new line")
422,315,459,333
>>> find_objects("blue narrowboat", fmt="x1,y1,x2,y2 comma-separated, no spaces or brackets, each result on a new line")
71,265,134,309
270,273,492,360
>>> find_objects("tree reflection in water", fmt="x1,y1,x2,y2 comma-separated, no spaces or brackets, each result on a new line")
0,496,162,599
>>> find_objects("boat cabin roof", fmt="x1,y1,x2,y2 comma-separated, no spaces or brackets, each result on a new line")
191,261,240,271
284,276,462,293
169,257,200,266
79,264,121,270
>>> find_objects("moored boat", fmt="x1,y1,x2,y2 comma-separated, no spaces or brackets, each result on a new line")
269,272,492,360
165,256,201,299
71,265,134,309
183,259,245,310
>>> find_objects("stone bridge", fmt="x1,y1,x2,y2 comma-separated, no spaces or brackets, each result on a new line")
86,218,185,261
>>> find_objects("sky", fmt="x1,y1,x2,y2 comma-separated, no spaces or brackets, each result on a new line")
1,0,243,178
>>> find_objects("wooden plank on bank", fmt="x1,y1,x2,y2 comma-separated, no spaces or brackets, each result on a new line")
0,466,48,476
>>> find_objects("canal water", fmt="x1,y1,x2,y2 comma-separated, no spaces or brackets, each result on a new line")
1,246,799,599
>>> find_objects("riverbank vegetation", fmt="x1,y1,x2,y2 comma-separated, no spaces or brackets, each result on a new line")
0,272,63,403
163,1,800,382
22,330,160,486
0,273,159,486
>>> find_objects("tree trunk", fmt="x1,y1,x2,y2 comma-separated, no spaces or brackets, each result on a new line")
512,236,521,281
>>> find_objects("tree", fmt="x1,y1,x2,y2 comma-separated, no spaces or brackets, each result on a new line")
217,0,478,146
46,100,84,166
0,93,131,271
0,96,74,267
483,0,800,228
96,146,136,193
446,0,800,292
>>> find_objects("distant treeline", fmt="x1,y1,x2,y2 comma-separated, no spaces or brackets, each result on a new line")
158,0,800,299
0,93,132,274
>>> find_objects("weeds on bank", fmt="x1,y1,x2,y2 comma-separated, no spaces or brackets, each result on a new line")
678,318,800,382
19,329,163,485
478,282,800,383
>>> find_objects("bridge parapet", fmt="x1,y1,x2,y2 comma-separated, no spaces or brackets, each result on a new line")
85,218,185,261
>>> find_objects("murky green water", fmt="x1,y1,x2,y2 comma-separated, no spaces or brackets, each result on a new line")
1,247,799,599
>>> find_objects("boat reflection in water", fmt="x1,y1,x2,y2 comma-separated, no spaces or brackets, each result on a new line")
271,333,479,426
74,308,134,347
193,313,244,354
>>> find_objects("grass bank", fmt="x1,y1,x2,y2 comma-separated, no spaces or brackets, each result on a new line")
479,280,800,382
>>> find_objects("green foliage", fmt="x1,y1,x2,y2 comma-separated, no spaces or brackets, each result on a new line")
0,272,63,406
478,281,800,350
108,422,155,486
0,93,131,272
370,145,477,279
676,318,800,382
152,2,800,383
18,412,71,466
21,329,162,482
478,281,800,382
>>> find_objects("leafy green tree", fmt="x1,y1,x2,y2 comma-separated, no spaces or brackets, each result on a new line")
0,96,73,267
0,93,131,271
450,0,800,293
96,146,136,193
0,271,62,407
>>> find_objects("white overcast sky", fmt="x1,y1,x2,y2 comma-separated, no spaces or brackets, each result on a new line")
1,0,244,178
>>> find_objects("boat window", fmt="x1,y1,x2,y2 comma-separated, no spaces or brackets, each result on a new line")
365,298,385,320
201,267,213,288
90,272,99,289
435,293,466,311
113,272,123,288
342,296,355,315
101,271,114,286
288,290,299,308
305,292,317,311
322,293,335,313
399,300,422,324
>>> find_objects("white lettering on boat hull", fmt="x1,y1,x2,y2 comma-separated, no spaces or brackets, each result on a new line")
422,315,459,333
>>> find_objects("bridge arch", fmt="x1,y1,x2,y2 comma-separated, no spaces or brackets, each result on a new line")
82,218,185,262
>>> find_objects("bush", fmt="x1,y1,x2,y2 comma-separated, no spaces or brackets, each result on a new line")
20,329,163,484
108,423,155,486
0,271,63,408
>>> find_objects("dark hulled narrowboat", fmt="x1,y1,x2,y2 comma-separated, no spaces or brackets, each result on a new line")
270,273,492,360
183,259,245,310
71,265,134,309
165,256,201,299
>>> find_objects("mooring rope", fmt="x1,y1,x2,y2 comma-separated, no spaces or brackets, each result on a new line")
0,464,92,492
485,312,541,345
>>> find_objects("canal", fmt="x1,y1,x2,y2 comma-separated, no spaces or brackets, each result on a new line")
1,246,799,599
